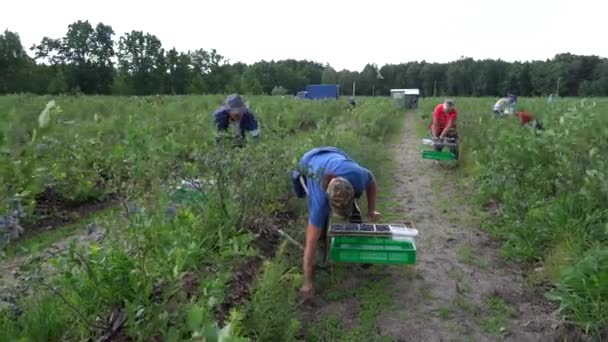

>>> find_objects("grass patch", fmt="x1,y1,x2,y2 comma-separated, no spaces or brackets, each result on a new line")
456,246,475,264
529,235,583,285
414,113,431,138
479,295,512,335
457,246,486,269
309,316,344,341
239,246,301,341
421,287,434,301
450,269,465,282
447,322,471,342
310,275,394,341
382,200,405,222
452,294,475,314
439,306,453,320
437,197,450,215
428,168,481,228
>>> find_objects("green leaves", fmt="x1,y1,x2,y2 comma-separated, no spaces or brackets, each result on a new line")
186,304,205,332
451,97,608,335
547,248,608,336
187,304,249,342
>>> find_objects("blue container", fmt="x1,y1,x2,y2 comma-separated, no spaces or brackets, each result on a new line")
305,84,340,100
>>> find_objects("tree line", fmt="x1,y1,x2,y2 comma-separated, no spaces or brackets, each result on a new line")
2,20,607,97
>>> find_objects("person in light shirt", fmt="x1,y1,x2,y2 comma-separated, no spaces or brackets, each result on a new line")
493,94,517,116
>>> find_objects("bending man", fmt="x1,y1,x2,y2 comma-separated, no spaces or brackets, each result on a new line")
213,94,260,145
430,98,459,157
292,146,381,298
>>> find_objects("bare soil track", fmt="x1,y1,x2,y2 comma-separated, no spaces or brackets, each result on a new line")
304,112,569,342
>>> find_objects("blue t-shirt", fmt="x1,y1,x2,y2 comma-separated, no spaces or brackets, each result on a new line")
303,152,373,229
212,106,259,137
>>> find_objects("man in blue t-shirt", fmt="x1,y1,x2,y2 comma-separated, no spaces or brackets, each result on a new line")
292,147,382,298
213,94,260,145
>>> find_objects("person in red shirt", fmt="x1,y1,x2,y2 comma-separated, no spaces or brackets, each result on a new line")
430,99,459,156
514,110,544,130
516,111,533,124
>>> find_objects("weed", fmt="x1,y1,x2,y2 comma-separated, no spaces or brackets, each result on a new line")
16,294,76,341
239,244,301,342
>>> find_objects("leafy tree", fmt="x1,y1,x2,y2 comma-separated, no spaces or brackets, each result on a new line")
190,48,226,92
321,65,338,84
337,69,358,96
165,48,191,94
31,37,63,64
358,63,382,95
0,30,33,93
117,30,165,95
529,60,555,96
48,68,68,94
30,20,116,94
419,63,446,96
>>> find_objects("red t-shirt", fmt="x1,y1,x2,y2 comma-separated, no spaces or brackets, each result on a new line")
431,104,458,131
517,111,533,124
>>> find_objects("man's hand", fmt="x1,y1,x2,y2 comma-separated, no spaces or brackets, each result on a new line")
368,210,382,222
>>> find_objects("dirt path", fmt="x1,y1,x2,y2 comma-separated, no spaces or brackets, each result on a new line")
304,112,562,342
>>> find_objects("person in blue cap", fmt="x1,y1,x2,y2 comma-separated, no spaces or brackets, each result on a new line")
213,94,260,145
292,146,381,299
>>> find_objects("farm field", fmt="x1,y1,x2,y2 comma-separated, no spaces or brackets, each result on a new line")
1,95,607,341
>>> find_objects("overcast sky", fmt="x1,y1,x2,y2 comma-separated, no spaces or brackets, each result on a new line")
2,0,605,71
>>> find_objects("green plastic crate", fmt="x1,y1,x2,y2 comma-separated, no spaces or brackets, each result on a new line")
421,150,456,161
330,236,416,264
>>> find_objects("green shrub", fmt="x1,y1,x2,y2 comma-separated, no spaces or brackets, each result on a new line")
548,247,608,336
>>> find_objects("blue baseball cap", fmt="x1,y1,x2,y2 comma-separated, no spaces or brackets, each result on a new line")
226,94,246,113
